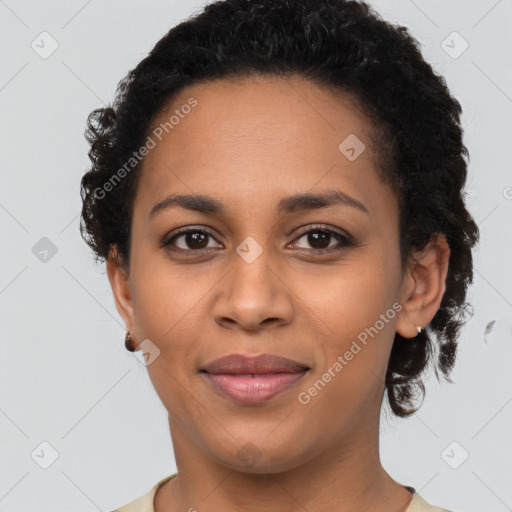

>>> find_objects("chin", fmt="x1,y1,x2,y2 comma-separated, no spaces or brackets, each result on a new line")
210,436,315,475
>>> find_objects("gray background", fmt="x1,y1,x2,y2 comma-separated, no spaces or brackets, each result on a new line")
1,1,511,511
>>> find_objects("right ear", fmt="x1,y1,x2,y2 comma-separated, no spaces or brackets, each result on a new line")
106,246,136,333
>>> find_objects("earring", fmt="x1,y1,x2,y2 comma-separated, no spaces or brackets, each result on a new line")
416,326,422,334
125,330,135,352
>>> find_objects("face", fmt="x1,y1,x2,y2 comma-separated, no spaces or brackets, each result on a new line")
108,74,445,474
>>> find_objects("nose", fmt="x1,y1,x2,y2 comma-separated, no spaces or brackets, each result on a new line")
212,249,294,332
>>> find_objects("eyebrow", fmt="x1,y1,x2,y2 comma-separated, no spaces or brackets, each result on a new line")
149,190,369,218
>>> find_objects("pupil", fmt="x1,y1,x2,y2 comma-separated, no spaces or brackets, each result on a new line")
187,232,207,249
309,232,329,249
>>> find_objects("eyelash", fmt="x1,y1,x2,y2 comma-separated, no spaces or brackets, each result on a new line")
162,224,356,255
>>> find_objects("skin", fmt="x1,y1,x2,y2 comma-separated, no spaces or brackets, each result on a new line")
107,74,450,512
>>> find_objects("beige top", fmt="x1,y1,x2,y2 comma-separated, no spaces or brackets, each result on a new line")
111,474,452,511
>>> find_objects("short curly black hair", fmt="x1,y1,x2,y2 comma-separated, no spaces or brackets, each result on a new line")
80,0,479,417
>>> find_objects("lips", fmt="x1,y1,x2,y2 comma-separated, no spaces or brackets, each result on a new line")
200,354,310,404
201,353,309,374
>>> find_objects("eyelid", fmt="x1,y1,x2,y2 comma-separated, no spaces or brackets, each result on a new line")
292,223,353,241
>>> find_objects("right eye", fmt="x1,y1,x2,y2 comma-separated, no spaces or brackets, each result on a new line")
163,227,223,253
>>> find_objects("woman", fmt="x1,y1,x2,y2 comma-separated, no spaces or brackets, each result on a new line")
80,0,479,510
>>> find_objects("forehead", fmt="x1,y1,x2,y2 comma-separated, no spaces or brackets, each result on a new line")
151,74,375,155
134,74,395,223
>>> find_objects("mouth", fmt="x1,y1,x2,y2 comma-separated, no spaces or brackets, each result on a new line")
200,353,310,405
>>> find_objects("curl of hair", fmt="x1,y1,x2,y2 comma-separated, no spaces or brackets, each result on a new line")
80,0,479,417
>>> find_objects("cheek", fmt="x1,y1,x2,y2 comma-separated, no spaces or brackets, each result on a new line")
131,251,208,338
295,255,400,391
295,255,399,336
130,262,208,415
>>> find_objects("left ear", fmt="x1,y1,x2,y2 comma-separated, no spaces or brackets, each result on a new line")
395,233,451,339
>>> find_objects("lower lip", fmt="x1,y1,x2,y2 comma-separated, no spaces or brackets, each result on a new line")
203,371,308,404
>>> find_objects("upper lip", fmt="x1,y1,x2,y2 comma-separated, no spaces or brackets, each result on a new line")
201,354,310,375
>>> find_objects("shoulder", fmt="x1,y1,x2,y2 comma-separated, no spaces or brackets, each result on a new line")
407,491,454,512
110,474,177,512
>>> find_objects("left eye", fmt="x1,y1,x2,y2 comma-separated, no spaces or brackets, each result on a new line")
289,227,354,252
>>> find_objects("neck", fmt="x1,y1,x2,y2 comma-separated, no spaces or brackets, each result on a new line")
154,412,413,512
